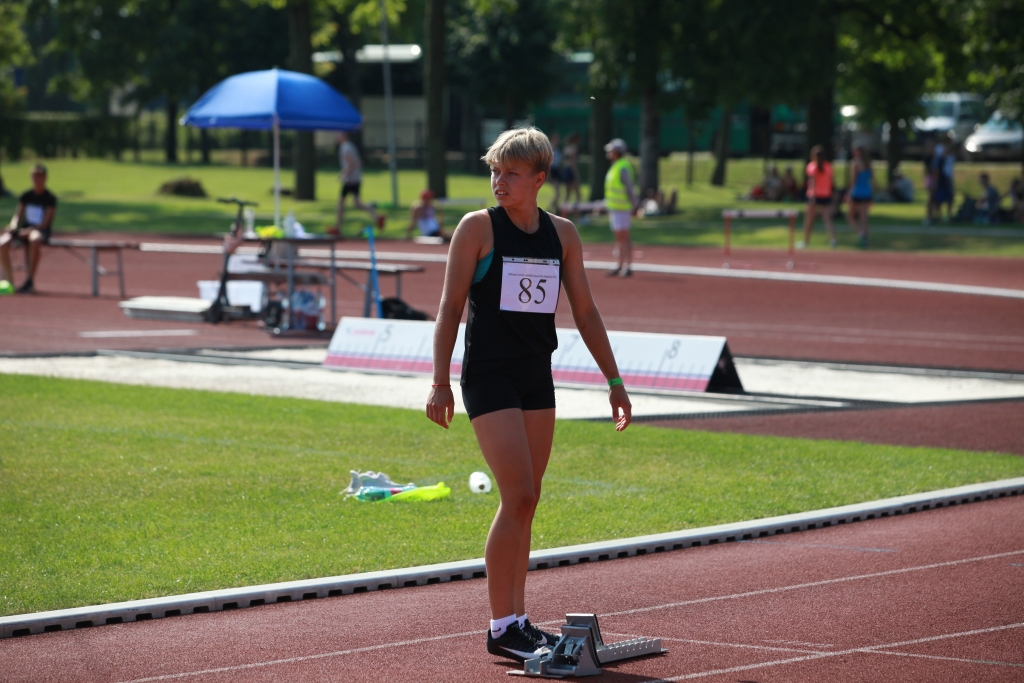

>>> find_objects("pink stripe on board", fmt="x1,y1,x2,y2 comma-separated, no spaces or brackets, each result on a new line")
324,354,462,376
550,368,709,392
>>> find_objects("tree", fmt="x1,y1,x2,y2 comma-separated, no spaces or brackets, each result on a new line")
423,0,446,197
0,0,32,190
448,0,558,132
965,0,1024,174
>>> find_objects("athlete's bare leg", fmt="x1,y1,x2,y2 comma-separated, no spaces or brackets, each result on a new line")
0,230,13,282
471,407,555,619
513,408,555,616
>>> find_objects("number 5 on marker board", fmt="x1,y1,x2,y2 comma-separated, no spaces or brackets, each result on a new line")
499,257,560,314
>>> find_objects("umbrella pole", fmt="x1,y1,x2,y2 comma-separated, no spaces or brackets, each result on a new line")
273,117,281,228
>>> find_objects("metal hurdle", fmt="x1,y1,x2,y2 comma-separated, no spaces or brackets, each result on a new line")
722,209,800,261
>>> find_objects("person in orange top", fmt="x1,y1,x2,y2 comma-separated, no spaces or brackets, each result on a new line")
798,145,838,249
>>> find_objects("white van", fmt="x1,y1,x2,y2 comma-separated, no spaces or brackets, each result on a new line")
913,93,987,146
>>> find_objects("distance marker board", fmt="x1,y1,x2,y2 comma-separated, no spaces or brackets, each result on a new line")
325,317,742,393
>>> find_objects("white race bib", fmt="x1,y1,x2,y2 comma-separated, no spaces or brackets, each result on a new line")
499,257,560,314
25,205,44,226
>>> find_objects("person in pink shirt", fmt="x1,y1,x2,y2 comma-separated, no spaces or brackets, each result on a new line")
798,145,838,249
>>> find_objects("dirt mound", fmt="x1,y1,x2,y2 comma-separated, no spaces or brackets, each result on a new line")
158,177,208,198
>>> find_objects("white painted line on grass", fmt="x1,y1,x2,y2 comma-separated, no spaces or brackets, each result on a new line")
601,549,1024,619
655,621,1024,681
79,330,198,339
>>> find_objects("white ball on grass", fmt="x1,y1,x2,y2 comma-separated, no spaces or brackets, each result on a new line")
469,471,492,494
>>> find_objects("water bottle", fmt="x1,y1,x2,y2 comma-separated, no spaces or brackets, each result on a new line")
243,208,256,238
355,485,417,502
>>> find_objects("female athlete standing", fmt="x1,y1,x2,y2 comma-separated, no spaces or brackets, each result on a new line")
425,128,632,662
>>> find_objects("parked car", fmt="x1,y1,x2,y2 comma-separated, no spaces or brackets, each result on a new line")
914,93,987,144
964,111,1023,161
883,93,988,158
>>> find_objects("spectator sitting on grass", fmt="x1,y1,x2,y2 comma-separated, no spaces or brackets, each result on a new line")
975,173,1002,224
406,189,450,241
1009,178,1024,223
639,187,678,217
780,167,800,201
1,164,56,294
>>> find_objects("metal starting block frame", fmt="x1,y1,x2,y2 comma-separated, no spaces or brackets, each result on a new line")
510,613,666,678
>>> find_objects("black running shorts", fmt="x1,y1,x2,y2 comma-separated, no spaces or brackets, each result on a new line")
461,354,555,420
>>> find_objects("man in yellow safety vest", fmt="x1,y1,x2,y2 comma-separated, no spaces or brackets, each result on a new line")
603,139,638,276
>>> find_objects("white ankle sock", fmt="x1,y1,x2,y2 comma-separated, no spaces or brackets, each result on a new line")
517,614,528,629
490,614,518,638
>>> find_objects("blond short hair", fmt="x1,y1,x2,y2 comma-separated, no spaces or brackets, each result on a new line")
482,127,553,177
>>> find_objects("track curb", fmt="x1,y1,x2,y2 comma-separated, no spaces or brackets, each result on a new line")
3,477,1023,639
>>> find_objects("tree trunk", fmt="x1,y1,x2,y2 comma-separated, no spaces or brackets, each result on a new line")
686,117,695,187
504,94,515,132
804,14,837,161
639,83,659,197
886,114,901,186
589,93,612,201
289,0,315,200
165,98,178,164
462,93,480,174
201,129,211,165
806,88,835,161
424,0,447,198
711,107,732,187
241,130,248,167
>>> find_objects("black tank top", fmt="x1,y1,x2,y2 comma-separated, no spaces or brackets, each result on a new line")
463,207,563,373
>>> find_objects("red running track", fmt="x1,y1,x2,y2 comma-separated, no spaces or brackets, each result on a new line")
2,495,1022,682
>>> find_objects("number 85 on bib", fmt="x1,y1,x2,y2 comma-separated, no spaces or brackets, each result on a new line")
499,257,560,314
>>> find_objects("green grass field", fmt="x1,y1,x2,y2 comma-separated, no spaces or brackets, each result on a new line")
2,155,1022,255
2,373,1023,616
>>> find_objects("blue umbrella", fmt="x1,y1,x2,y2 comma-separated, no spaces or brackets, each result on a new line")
182,68,362,226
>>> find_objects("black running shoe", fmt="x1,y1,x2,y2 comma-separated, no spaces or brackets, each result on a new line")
15,279,34,294
522,618,561,647
486,622,550,663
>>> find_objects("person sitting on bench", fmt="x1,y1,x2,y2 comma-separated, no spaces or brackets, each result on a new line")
406,189,450,241
1,164,56,294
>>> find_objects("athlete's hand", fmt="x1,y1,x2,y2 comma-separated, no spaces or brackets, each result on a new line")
426,385,455,429
610,385,632,431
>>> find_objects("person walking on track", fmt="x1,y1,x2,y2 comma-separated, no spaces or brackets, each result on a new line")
425,127,632,663
603,138,639,276
846,145,874,248
334,132,383,236
798,145,838,249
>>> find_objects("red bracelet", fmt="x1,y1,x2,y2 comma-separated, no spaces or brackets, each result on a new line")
431,383,451,387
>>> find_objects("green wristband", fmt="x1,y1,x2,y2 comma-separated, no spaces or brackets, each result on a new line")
608,377,624,387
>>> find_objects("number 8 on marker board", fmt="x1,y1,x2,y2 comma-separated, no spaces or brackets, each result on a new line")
499,256,560,314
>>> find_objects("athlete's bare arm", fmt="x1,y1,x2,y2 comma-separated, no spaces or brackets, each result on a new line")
552,213,632,430
427,210,494,428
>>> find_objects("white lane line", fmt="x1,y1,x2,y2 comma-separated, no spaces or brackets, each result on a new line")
603,633,822,655
584,260,1024,300
111,550,1024,683
738,540,898,553
112,629,480,683
79,330,199,339
654,621,1024,681
137,243,1024,299
869,649,1024,668
600,549,1024,618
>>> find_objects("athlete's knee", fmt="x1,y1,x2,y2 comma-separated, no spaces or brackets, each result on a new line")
27,230,43,243
501,488,538,520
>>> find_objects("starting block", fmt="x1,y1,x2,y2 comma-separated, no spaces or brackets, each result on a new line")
510,613,666,678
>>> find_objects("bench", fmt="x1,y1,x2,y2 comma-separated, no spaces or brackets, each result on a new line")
48,238,140,298
559,201,606,218
227,258,424,318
